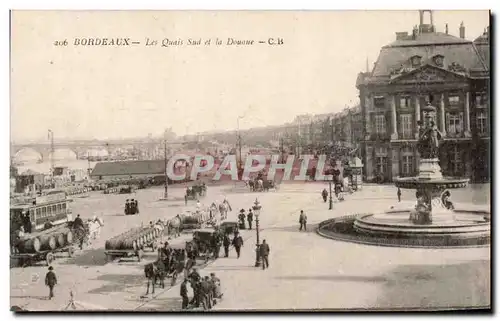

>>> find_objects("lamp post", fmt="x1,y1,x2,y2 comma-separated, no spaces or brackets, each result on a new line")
329,179,333,210
252,198,262,267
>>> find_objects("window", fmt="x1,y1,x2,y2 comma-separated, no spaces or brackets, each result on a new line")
475,93,487,108
36,208,40,219
411,55,422,67
433,55,445,67
424,94,434,104
374,115,386,134
29,210,35,222
62,203,67,212
57,204,62,214
41,207,46,218
476,111,488,135
450,146,463,174
447,113,463,135
448,93,460,106
47,206,52,216
374,96,385,109
399,96,411,108
401,147,414,176
400,114,413,139
52,205,57,216
375,156,388,174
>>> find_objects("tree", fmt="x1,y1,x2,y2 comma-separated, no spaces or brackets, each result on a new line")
10,164,18,178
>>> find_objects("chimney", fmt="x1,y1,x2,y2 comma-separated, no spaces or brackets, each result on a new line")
459,21,465,39
396,32,409,40
445,23,448,34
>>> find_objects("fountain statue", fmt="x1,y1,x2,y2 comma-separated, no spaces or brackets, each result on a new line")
317,102,491,247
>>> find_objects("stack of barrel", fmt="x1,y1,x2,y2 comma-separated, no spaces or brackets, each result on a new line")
105,226,160,252
16,227,75,254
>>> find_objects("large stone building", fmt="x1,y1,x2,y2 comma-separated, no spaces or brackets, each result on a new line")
356,11,490,183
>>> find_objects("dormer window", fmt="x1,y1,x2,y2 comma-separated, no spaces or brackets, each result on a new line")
410,55,422,67
433,55,445,67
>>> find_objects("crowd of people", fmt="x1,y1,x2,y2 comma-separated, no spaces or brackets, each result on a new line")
182,269,222,310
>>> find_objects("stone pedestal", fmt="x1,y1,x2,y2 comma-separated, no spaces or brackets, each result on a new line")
418,158,443,180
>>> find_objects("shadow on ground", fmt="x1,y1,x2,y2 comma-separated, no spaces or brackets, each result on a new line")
88,274,146,295
61,249,108,266
375,260,491,309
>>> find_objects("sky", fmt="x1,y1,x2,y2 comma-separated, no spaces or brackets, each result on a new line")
10,10,489,142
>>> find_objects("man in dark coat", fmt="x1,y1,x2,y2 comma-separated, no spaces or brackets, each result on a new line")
223,233,231,257
321,189,328,203
247,209,253,230
200,277,212,310
397,188,402,202
299,210,307,231
73,214,84,230
259,239,270,270
180,278,189,309
232,232,244,259
45,266,57,299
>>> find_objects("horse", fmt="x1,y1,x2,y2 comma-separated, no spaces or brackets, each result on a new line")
144,260,166,295
255,179,264,192
209,203,219,220
248,180,255,191
166,215,182,238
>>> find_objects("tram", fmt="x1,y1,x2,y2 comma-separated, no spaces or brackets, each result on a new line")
10,191,73,233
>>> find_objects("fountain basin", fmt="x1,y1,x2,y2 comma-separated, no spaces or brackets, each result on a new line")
317,206,490,248
394,176,469,190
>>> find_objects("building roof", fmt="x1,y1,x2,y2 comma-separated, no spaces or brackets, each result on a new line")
90,160,165,177
372,40,487,78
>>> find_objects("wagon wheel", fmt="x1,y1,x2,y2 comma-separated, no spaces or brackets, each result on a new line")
68,246,75,258
45,252,55,266
171,271,178,286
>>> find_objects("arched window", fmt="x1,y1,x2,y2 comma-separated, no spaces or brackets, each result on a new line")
433,55,445,67
410,55,422,68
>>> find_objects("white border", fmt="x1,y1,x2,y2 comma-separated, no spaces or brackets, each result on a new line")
2,1,497,321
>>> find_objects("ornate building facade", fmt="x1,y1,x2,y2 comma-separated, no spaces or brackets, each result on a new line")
357,11,490,183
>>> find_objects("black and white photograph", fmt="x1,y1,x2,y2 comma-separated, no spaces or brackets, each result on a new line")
8,9,491,312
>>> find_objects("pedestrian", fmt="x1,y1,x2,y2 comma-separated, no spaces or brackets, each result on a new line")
200,276,212,310
247,209,253,230
299,210,307,231
184,194,188,206
321,189,328,203
238,209,246,229
260,239,270,270
223,233,231,257
232,232,244,259
397,188,402,202
180,278,189,310
45,266,57,299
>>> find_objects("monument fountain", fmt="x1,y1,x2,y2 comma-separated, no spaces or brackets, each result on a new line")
318,104,490,248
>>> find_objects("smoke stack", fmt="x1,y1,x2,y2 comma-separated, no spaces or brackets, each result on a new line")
459,21,465,39
445,23,448,34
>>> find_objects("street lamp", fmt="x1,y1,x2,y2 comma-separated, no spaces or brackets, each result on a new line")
329,179,333,210
252,198,262,267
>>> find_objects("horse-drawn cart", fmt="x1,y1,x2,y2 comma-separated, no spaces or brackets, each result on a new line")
104,226,160,263
187,228,220,263
11,245,76,267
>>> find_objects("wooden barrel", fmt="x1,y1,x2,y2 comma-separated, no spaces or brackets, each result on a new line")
18,237,41,253
39,235,57,251
65,230,74,244
120,237,138,250
56,233,66,248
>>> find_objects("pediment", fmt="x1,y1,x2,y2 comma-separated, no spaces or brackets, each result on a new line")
389,64,468,84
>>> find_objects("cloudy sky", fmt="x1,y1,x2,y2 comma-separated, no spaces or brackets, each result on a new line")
10,10,489,142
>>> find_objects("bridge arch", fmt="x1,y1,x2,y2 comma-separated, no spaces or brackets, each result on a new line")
13,148,43,163
50,148,78,161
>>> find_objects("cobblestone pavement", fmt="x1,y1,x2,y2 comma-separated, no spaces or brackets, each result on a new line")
10,182,490,311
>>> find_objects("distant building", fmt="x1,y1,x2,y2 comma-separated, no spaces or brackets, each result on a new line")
90,160,167,181
356,10,490,182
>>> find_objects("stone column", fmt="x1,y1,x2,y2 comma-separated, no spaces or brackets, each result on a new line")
364,94,372,140
464,91,471,137
390,95,398,140
414,95,421,139
391,146,400,181
364,145,374,181
440,93,447,135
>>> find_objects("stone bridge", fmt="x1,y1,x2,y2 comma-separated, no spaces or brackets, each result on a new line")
10,139,191,162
